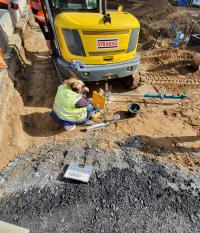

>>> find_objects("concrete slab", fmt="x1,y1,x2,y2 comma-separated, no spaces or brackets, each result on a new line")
0,26,9,53
0,70,8,102
0,221,29,233
9,0,27,26
15,7,30,31
0,10,14,38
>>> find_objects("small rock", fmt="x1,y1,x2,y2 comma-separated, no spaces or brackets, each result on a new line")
61,218,65,224
163,110,168,115
35,172,40,177
0,175,5,185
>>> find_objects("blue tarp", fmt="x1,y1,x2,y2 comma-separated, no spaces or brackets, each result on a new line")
176,0,189,6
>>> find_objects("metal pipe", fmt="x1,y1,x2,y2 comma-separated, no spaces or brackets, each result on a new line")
99,0,102,13
102,0,107,15
111,93,144,97
110,93,188,100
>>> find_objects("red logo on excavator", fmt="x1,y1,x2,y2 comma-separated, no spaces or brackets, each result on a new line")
97,39,119,49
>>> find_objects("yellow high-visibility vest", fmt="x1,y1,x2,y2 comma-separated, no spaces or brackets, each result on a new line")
53,84,87,122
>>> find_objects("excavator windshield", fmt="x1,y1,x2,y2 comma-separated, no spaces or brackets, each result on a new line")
51,0,100,11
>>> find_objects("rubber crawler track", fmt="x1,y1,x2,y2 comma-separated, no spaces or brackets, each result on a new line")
142,73,200,85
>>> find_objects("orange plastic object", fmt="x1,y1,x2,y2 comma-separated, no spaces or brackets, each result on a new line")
92,91,106,110
0,48,7,70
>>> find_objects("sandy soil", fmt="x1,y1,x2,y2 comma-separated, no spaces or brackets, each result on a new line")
0,3,200,172
0,25,60,170
128,0,200,30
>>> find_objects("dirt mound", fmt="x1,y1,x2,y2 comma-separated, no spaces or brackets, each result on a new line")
0,143,200,233
130,0,200,39
135,0,174,20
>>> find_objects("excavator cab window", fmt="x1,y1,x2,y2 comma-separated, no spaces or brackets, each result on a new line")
52,0,99,12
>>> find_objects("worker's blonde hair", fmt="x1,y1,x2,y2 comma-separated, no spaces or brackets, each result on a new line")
64,77,85,93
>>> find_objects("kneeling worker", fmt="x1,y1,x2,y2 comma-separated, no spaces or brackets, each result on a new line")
51,78,94,131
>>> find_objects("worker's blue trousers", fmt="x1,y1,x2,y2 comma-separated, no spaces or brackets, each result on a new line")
50,104,95,126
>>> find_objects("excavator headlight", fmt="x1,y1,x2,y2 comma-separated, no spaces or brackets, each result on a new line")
127,28,139,53
62,29,86,56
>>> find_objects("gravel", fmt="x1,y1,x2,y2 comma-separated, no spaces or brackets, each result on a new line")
0,140,200,233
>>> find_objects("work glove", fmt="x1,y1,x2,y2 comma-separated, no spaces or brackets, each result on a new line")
11,2,19,9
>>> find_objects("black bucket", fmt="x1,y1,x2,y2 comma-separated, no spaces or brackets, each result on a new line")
128,103,140,117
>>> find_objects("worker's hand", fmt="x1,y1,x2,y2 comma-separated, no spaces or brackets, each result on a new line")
88,98,94,104
83,87,89,93
11,2,19,9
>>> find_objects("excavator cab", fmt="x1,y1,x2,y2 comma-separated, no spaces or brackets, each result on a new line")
51,0,99,13
42,0,140,83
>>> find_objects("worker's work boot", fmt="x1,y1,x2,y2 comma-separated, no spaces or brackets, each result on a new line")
85,120,95,126
64,125,76,131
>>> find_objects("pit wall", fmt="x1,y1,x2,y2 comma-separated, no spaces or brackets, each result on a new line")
0,1,29,170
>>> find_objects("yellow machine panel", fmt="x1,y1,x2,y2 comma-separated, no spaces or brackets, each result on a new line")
54,11,140,65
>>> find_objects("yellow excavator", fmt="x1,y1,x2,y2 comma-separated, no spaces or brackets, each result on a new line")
41,0,140,85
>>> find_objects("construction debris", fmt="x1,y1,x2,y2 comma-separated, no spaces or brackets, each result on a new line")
1,143,200,233
86,111,138,131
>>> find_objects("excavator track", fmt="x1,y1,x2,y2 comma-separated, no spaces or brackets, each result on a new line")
139,49,198,86
52,58,63,83
52,58,71,83
142,73,200,86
